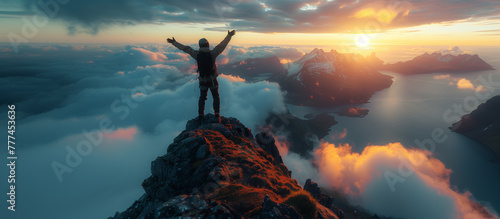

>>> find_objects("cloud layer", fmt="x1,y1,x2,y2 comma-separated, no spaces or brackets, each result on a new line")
434,74,486,91
281,141,499,219
0,43,287,219
9,0,500,34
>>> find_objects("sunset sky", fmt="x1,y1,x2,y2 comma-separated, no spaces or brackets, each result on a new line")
2,1,500,219
1,0,500,47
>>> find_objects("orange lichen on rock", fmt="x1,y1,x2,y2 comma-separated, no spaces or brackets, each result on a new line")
112,114,340,218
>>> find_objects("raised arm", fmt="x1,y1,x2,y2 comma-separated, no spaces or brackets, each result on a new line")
167,37,197,59
212,30,236,57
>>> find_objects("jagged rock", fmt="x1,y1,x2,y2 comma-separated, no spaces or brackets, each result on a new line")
261,195,301,219
155,195,208,218
304,179,321,200
304,179,343,219
304,179,334,208
111,114,341,219
255,132,284,165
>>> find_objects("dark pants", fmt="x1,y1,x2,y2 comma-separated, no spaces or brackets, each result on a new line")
199,86,220,115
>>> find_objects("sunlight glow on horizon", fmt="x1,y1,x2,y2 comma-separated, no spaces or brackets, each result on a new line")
0,0,499,48
355,34,372,48
1,6,499,47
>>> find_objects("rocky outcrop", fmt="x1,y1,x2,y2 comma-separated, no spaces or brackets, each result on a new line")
255,132,284,165
109,114,340,219
304,179,334,210
451,95,500,159
303,179,345,219
261,195,302,218
302,179,400,219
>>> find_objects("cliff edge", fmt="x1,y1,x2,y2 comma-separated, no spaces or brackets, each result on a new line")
109,114,342,219
451,95,500,159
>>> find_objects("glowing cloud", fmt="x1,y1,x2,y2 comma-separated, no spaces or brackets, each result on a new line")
434,74,452,80
219,74,245,82
457,78,475,90
128,47,168,62
434,74,483,91
273,135,290,158
441,46,469,55
103,127,138,140
353,2,407,25
314,142,498,219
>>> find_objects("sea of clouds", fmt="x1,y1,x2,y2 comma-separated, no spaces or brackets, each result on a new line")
0,43,295,218
0,43,497,219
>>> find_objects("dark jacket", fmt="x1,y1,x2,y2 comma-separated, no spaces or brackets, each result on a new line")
172,34,233,87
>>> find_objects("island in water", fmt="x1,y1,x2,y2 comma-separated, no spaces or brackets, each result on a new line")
381,50,494,74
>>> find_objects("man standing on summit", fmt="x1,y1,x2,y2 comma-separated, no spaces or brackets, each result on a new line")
167,30,236,120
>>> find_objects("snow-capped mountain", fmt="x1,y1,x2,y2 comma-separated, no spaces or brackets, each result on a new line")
270,48,393,107
382,52,495,74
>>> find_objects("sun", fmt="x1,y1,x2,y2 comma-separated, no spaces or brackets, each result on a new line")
354,34,371,48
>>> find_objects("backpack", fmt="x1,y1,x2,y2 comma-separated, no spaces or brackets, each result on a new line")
197,52,216,79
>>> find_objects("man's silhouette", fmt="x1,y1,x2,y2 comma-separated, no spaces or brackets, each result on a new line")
167,30,236,120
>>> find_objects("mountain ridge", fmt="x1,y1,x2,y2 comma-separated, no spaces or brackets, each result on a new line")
382,52,494,74
218,48,393,107
109,114,344,218
270,48,393,107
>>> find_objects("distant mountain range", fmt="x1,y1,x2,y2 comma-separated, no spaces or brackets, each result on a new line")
221,48,393,107
270,48,393,106
219,48,494,107
219,56,285,82
381,52,494,74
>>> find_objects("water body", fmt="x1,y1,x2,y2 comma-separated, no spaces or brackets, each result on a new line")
288,46,500,214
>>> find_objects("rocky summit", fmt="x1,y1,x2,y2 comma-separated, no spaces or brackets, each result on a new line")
109,114,342,219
